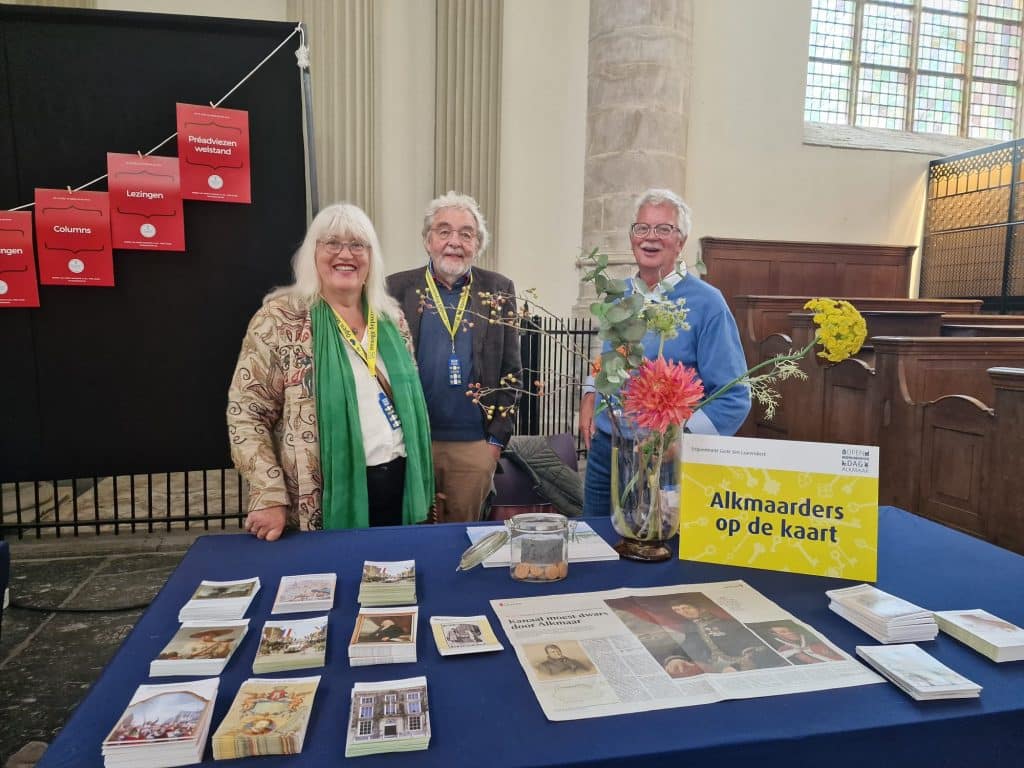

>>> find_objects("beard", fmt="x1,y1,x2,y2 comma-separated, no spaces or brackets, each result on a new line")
432,253,472,283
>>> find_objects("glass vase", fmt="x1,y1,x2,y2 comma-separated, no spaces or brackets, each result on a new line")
609,418,682,562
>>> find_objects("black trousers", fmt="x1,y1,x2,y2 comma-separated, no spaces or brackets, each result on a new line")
366,456,406,527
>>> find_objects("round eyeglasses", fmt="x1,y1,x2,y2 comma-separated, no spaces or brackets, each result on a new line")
431,227,477,244
318,239,367,256
630,223,680,239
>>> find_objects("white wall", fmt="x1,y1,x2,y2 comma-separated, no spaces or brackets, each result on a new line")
373,0,436,273
498,0,589,316
686,0,929,291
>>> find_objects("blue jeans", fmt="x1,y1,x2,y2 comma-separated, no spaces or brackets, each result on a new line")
583,428,612,516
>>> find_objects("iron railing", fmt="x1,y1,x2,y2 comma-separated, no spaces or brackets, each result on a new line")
1,317,598,539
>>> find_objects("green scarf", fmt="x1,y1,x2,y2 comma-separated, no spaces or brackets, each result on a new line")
312,298,433,529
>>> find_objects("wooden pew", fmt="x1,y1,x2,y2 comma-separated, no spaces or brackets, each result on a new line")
872,338,1024,525
748,312,951,441
942,324,1024,337
986,368,1024,553
901,367,1024,555
733,296,982,367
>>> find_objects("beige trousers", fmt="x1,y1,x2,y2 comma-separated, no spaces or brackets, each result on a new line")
432,440,498,523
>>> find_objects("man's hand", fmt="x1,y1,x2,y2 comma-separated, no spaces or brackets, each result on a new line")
487,442,502,462
579,392,596,450
245,505,287,541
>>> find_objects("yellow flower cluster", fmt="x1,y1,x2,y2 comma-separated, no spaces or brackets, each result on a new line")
804,298,867,363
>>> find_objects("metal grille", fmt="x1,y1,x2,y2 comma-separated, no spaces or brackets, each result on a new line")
1,470,247,540
516,315,597,455
921,138,1024,310
1,317,598,540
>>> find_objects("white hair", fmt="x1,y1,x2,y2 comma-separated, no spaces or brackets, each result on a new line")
264,202,402,326
634,188,693,238
421,191,490,255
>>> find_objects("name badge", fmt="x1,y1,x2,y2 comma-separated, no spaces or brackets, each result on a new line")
378,392,401,430
448,354,463,387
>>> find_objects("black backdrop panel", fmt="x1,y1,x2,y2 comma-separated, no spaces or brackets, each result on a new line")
0,7,305,480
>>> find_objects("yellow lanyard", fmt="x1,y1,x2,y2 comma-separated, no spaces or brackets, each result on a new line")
424,268,472,352
330,304,378,378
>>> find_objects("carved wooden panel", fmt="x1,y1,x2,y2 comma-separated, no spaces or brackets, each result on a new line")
701,238,916,315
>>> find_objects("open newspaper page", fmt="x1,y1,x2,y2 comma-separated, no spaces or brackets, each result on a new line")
491,580,882,721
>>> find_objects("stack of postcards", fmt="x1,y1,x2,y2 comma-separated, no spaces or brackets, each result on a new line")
271,573,337,615
349,606,418,667
253,616,328,674
102,678,219,768
357,560,416,606
827,583,938,643
345,676,431,757
856,644,981,700
211,676,320,759
933,609,1024,662
178,577,260,623
150,620,249,677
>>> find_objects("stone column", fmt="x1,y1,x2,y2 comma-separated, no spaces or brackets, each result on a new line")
574,0,693,316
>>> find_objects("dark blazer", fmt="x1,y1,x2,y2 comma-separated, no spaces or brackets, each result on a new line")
387,265,522,447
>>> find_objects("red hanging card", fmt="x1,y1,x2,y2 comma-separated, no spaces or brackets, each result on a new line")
34,189,114,286
176,103,252,203
107,153,186,251
0,211,40,307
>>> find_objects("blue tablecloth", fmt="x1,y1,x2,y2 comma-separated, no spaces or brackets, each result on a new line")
38,507,1024,767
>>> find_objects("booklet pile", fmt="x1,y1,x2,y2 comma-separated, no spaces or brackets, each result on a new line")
272,573,337,614
345,677,430,757
212,676,320,759
253,616,328,673
934,609,1024,663
150,620,249,677
349,606,418,666
827,583,937,643
178,577,260,622
357,560,416,606
856,644,981,700
102,678,219,768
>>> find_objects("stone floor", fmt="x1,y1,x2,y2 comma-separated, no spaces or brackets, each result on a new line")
0,531,230,766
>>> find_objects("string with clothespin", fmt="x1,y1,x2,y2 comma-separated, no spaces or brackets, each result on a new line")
7,23,308,212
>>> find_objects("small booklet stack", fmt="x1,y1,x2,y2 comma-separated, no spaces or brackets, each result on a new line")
271,573,337,614
345,676,430,757
150,620,249,677
102,677,219,768
253,616,328,674
211,676,320,759
349,606,418,666
358,560,416,606
178,577,260,623
856,644,981,700
827,583,938,643
934,609,1024,662
430,615,504,656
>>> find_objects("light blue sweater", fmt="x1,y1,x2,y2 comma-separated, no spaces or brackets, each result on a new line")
593,274,751,437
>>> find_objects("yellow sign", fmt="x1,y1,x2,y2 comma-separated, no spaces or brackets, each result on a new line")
677,435,878,581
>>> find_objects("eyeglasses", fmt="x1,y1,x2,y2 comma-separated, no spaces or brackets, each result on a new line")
430,227,478,244
318,239,367,256
630,223,680,239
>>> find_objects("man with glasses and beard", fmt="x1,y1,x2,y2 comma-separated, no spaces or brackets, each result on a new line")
388,192,522,523
579,188,750,517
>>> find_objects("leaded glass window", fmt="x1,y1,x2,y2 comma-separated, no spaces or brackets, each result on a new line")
805,0,1024,139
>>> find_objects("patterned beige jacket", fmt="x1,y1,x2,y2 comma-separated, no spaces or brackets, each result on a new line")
226,294,414,531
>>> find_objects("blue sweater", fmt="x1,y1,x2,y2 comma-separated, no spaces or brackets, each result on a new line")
593,274,751,437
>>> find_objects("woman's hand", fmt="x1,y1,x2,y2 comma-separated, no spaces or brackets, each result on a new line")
245,505,287,541
579,392,596,450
